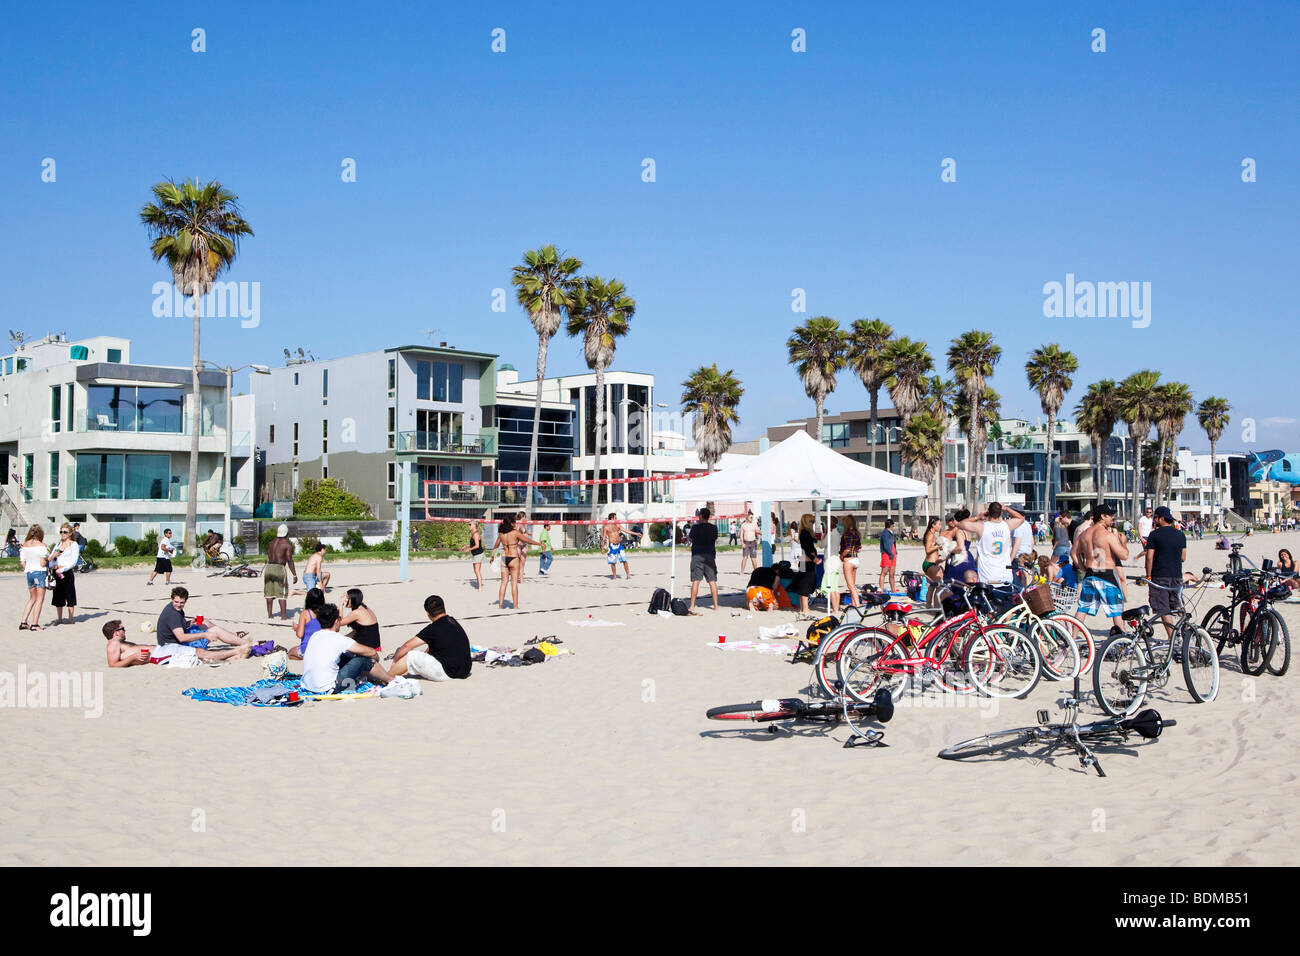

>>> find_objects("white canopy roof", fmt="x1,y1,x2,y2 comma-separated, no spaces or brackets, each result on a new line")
673,429,929,502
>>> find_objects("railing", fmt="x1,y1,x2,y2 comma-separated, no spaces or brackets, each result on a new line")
421,483,595,506
74,411,218,437
398,431,496,455
1060,453,1092,465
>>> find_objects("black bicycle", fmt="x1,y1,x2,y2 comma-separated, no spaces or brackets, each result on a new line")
1200,563,1291,677
707,688,894,748
938,695,1176,777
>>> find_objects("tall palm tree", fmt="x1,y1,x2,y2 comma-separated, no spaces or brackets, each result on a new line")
567,276,635,516
1118,370,1162,526
946,331,1001,504
1025,344,1078,516
1197,397,1231,525
900,410,946,520
922,376,957,519
786,316,847,444
954,386,1001,503
1152,382,1194,505
1075,379,1120,507
140,179,254,554
1142,440,1176,500
846,318,893,536
885,338,933,423
511,244,583,518
681,365,743,471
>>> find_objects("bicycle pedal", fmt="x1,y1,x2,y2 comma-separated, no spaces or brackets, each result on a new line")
1036,710,1050,725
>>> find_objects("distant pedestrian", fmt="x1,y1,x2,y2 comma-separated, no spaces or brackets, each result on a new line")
149,528,176,585
878,518,898,592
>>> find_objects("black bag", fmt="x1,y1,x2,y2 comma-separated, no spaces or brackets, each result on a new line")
648,587,672,615
670,598,690,616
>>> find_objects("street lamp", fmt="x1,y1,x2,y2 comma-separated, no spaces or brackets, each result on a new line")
202,360,271,543
622,397,669,510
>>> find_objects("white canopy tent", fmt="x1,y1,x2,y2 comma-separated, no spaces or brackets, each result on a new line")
668,429,930,595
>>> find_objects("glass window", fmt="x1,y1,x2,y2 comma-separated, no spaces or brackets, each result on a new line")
124,454,169,499
387,358,396,394
416,360,431,401
3,357,12,374
322,419,328,454
293,372,299,386
822,423,849,447
269,424,276,444
106,348,122,363
448,363,463,403
293,422,299,457
66,383,74,431
322,368,329,400
50,385,62,433
387,462,396,500
387,407,396,449
49,452,59,499
432,362,448,401
76,453,123,500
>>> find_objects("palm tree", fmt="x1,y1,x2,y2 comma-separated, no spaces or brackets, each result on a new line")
900,411,946,520
885,338,933,423
1197,397,1231,525
1075,379,1120,507
1152,382,1194,506
567,276,635,516
922,376,957,518
511,245,583,518
954,386,1001,503
1118,370,1162,526
786,317,847,444
846,318,893,536
1025,344,1078,515
946,331,1001,504
140,179,254,555
681,365,743,471
1141,440,1176,505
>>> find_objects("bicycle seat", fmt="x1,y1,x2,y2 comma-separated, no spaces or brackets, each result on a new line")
1121,606,1148,621
882,601,913,614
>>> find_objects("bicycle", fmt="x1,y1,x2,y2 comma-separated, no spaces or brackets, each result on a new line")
1091,573,1220,717
75,555,97,573
989,569,1085,681
806,590,939,696
836,583,1043,701
938,695,1176,777
1200,563,1291,677
706,688,895,748
194,540,244,570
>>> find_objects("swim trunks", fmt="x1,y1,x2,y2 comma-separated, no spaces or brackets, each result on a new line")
264,562,288,598
607,542,625,565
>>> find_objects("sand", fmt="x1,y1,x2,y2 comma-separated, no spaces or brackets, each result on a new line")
1,532,1296,866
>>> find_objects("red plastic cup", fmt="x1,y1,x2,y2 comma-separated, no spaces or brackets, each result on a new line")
718,635,726,644
288,691,299,703
195,615,204,626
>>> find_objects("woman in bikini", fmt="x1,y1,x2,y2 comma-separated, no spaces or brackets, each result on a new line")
290,587,326,660
339,587,382,652
462,521,486,590
495,516,541,610
921,517,943,587
839,514,862,607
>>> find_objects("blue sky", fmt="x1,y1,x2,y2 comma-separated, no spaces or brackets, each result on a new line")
2,1,1296,451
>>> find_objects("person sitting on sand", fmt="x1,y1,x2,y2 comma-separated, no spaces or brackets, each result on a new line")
302,542,330,593
301,603,395,694
104,619,249,667
290,588,326,660
385,594,472,682
157,586,253,647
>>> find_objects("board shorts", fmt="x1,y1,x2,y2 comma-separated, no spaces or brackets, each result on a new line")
1079,573,1124,618
263,562,288,598
690,554,717,583
154,558,173,574
303,572,319,590
607,542,625,565
880,552,896,569
1148,577,1183,616
743,540,757,559
405,649,451,682
746,586,777,611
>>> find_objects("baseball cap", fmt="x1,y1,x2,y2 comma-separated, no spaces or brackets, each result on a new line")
277,524,289,537
1153,506,1174,522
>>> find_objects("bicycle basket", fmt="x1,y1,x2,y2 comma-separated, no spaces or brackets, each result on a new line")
1050,582,1079,613
1023,583,1055,616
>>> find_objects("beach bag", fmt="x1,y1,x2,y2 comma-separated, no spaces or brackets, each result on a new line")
901,570,923,601
805,616,840,645
670,598,690,616
648,587,672,615
261,650,290,680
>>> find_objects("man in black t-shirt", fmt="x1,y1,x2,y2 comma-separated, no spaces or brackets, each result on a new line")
1144,506,1187,635
387,594,472,681
688,508,720,612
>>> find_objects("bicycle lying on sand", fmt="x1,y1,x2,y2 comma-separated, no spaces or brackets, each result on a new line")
707,688,895,748
938,695,1176,777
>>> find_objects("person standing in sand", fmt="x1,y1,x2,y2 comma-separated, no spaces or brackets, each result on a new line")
148,527,176,586
687,508,720,612
1072,504,1129,632
494,516,541,609
603,513,635,580
538,522,555,575
264,525,298,620
462,520,486,589
19,524,49,631
739,511,759,574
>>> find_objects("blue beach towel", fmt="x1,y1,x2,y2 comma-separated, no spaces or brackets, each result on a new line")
182,678,376,706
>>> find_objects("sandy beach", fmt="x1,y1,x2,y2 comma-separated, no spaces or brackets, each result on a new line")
2,532,1296,866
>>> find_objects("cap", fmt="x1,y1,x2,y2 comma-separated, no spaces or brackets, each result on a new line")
1153,506,1175,522
1095,504,1115,517
277,524,289,537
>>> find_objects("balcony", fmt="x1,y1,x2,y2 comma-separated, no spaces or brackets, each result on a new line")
1060,453,1093,466
420,483,594,507
398,431,496,456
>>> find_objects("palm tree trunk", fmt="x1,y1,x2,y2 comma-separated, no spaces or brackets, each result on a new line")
865,388,878,538
526,330,549,520
1045,414,1056,515
1210,439,1219,527
1156,436,1168,506
1131,435,1142,528
815,395,825,448
187,292,202,555
1094,437,1103,506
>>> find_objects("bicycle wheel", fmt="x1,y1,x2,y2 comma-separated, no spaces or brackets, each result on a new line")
1093,634,1149,717
1201,604,1233,656
812,625,863,697
1047,612,1094,674
937,727,1037,760
1240,613,1276,677
1179,624,1219,703
929,622,978,694
838,631,905,704
191,554,205,569
1026,617,1079,681
964,625,1041,699
1265,609,1290,676
706,700,797,721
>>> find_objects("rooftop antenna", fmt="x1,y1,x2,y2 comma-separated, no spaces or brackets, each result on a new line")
283,348,291,361
421,328,439,345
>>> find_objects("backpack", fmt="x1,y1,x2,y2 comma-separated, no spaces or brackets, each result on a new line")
791,615,841,664
670,598,690,616
648,587,672,615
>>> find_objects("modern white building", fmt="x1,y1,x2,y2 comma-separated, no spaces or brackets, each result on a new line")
0,334,254,545
1168,448,1230,520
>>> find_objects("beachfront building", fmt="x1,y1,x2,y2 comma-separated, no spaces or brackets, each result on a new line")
1166,449,1229,522
1248,479,1296,526
253,343,498,522
990,418,1132,518
0,334,253,545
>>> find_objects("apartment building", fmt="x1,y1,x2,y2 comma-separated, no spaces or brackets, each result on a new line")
0,334,252,544
990,418,1132,517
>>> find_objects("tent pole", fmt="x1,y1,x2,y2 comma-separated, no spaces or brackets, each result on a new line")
669,496,677,598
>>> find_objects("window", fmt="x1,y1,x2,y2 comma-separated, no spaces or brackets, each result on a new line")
416,360,431,400
387,358,396,396
49,452,59,499
448,363,462,403
17,358,28,371
387,407,396,449
86,385,184,433
292,422,299,457
23,454,33,500
50,386,61,433
322,464,329,479
106,348,122,363
322,368,329,404
3,357,11,374
387,461,397,500
415,360,462,403
269,424,276,444
74,453,169,500
66,383,74,432
322,419,328,454
822,422,849,447
293,372,299,386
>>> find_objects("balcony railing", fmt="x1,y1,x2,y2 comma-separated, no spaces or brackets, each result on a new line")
1060,453,1093,465
74,411,217,437
421,483,594,506
399,431,496,455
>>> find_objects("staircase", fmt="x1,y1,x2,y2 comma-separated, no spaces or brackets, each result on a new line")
1,484,25,530
1220,509,1251,532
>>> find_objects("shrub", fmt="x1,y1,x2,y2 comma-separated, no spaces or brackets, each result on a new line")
113,536,138,557
414,521,470,551
142,530,158,556
296,533,321,555
370,535,398,552
340,528,367,552
259,527,278,553
294,479,373,519
83,539,107,559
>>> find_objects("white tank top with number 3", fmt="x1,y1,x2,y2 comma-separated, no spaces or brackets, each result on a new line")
975,521,1013,584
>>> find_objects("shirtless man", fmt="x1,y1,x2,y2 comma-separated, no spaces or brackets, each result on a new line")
602,513,636,580
264,524,298,619
1071,504,1129,631
302,542,330,593
104,619,249,667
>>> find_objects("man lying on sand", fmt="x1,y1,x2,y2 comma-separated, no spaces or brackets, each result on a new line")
385,594,472,682
104,619,250,667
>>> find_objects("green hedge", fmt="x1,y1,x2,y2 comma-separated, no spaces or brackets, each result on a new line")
294,479,373,518
413,521,470,551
